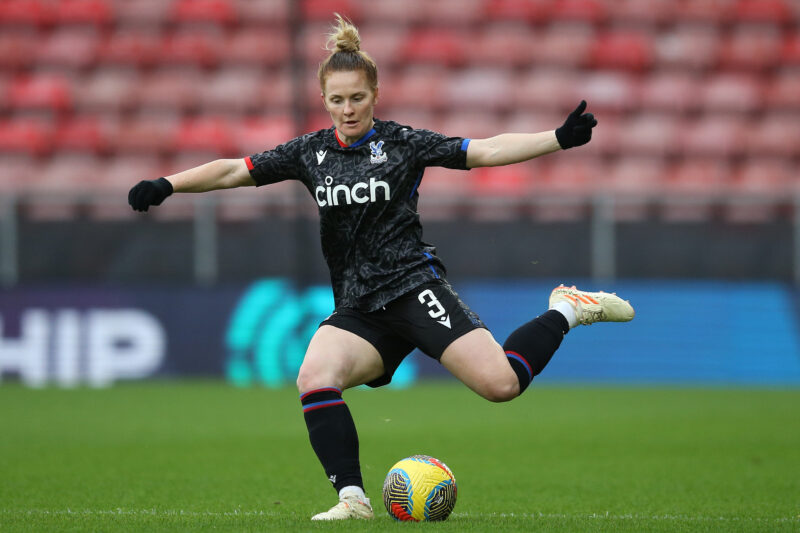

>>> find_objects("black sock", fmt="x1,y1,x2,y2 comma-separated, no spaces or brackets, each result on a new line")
301,387,363,493
503,310,569,394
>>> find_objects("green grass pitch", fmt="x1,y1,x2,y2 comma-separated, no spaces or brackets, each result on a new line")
1,381,798,532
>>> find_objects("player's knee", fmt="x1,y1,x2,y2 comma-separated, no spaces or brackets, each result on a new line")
296,363,331,395
480,376,520,403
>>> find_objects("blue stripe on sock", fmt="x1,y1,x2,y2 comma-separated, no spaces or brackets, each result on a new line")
506,351,533,382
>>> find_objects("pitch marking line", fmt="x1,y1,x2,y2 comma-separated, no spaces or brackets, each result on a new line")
1,509,798,523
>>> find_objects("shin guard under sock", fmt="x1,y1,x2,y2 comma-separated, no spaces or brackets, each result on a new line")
301,387,363,493
503,310,569,394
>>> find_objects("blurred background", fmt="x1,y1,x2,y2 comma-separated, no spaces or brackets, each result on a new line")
1,0,799,388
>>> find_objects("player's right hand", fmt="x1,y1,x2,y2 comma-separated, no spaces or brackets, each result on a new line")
128,178,173,212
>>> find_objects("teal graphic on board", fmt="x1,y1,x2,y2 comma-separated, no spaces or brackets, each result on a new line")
224,279,417,388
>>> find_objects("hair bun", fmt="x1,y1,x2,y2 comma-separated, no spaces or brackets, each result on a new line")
327,13,360,53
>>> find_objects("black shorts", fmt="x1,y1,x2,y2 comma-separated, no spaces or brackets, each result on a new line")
320,279,487,388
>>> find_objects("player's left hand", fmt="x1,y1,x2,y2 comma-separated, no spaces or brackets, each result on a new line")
555,100,598,149
128,177,173,212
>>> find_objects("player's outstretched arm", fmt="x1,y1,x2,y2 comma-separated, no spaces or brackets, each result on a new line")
128,158,254,212
466,100,597,168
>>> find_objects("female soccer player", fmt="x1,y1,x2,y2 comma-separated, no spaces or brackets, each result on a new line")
129,15,634,521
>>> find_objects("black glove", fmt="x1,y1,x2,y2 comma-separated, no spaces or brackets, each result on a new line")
555,100,598,149
128,177,173,212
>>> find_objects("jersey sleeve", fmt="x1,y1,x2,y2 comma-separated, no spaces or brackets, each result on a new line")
406,128,471,170
245,135,306,187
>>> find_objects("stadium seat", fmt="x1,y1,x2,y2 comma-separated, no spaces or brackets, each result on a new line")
0,0,53,26
23,153,101,219
529,154,599,220
445,68,515,112
7,74,73,112
724,157,793,222
0,31,39,70
36,27,100,69
224,26,290,67
399,28,468,67
513,68,582,111
170,0,238,25
200,68,265,113
604,156,667,220
356,0,429,24
470,164,539,220
55,115,114,154
620,113,680,156
416,166,475,220
589,31,654,71
613,0,677,25
638,70,701,113
0,155,38,194
653,24,721,70
300,21,335,64
387,66,448,111
113,0,172,25
548,0,608,24
88,155,166,219
136,68,204,111
531,22,595,67
578,112,621,157
75,68,139,112
701,73,764,113
53,0,113,26
99,28,163,67
746,112,800,157
173,116,235,155
766,69,800,109
111,113,180,154
780,33,800,65
482,0,553,23
0,116,54,156
422,0,485,24
680,115,747,157
719,24,782,71
162,26,224,67
233,0,289,25
661,158,731,221
503,111,564,136
675,0,736,23
301,0,360,21
232,115,295,155
733,0,793,24
471,23,536,67
440,111,504,139
574,71,638,113
357,25,407,67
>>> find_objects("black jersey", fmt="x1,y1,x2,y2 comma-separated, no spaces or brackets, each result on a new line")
246,119,471,312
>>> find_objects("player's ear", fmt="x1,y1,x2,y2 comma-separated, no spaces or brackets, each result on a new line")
372,86,379,105
320,91,329,111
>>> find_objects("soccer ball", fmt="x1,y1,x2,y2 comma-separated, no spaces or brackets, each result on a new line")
382,454,457,521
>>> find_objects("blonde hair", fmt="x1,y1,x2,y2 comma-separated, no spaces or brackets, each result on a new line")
318,14,378,94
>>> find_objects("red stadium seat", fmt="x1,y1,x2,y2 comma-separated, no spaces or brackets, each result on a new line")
613,0,677,25
233,0,289,25
424,0,485,24
223,26,290,67
356,0,429,24
653,24,721,70
681,115,747,157
531,22,595,67
173,116,235,155
113,0,171,25
55,115,115,154
719,24,782,71
589,31,654,71
7,74,73,112
301,0,360,21
387,66,448,111
445,68,514,112
162,26,224,67
36,27,100,69
548,0,608,24
470,164,538,220
471,23,536,67
604,157,667,220
0,31,39,70
746,113,800,157
661,158,731,221
638,71,701,113
88,154,166,219
357,25,407,67
200,68,265,113
674,0,736,23
513,69,582,111
781,34,800,65
0,116,54,156
75,68,139,112
440,111,504,139
0,155,38,194
300,21,335,64
112,113,180,154
725,157,793,222
482,0,553,23
99,28,163,67
575,71,638,113
766,69,800,109
53,0,113,26
232,116,295,155
701,73,764,113
399,28,468,67
0,0,53,26
170,0,237,25
620,113,680,157
35,153,103,194
733,0,792,23
136,68,204,111
529,154,599,220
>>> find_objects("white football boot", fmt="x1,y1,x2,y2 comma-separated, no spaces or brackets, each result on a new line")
310,495,374,521
549,284,635,326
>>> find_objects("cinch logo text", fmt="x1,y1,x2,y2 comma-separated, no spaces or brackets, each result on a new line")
315,175,390,207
